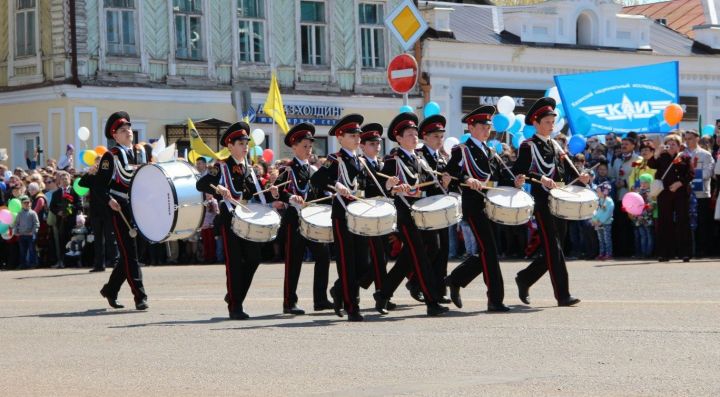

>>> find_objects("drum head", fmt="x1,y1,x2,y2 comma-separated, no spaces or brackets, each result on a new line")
130,164,176,242
347,198,395,218
234,203,281,226
300,204,332,227
411,195,458,212
486,187,534,208
550,185,597,202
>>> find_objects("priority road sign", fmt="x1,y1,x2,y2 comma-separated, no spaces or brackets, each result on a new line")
385,0,428,51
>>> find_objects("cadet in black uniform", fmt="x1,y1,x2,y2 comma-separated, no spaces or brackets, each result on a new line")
272,122,333,315
443,106,521,312
512,97,589,307
310,114,375,322
373,112,449,317
196,122,270,320
93,111,148,310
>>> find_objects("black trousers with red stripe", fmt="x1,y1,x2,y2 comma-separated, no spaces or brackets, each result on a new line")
358,235,388,291
220,219,262,314
516,200,571,302
446,212,504,305
282,219,330,306
332,217,368,315
105,207,146,303
381,219,439,304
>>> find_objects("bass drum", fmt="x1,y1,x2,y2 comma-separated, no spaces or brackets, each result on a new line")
130,161,205,243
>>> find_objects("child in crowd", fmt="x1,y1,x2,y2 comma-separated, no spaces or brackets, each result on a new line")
592,182,615,260
632,174,655,258
14,195,40,269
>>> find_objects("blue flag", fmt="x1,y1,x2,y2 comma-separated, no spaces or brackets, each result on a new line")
555,62,679,136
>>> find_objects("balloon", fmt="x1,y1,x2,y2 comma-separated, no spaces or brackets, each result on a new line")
250,146,263,157
545,86,562,103
491,113,512,132
399,105,413,113
77,126,90,142
574,116,591,136
0,209,13,225
80,150,98,167
94,145,108,156
568,135,587,156
459,133,470,144
8,198,21,215
512,133,524,149
73,178,89,197
443,137,460,153
555,105,565,120
663,104,683,125
251,129,265,145
2,230,13,241
487,139,503,154
0,223,8,234
523,125,536,139
507,117,522,134
496,96,515,115
702,124,715,137
622,192,646,216
553,118,566,134
423,101,441,118
262,148,274,163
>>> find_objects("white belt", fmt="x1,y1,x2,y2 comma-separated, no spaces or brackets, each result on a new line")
109,189,128,200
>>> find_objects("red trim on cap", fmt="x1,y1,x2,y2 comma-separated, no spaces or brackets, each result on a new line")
531,105,554,123
335,122,361,135
466,114,491,124
394,119,418,135
423,122,445,133
361,131,380,140
224,129,248,145
110,118,129,134
289,130,312,145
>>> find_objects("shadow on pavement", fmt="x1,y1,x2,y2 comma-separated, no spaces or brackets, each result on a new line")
14,272,91,280
109,317,229,328
0,308,144,319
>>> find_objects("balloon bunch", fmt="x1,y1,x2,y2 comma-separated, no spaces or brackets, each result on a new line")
0,199,23,238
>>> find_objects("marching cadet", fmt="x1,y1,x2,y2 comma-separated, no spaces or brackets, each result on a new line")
272,122,333,315
310,114,376,322
512,97,590,307
443,106,521,312
196,122,272,320
93,111,148,311
373,112,450,317
356,122,398,311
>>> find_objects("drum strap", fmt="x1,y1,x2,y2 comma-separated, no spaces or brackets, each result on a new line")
393,157,413,208
288,168,310,199
358,157,389,199
529,142,556,192
218,162,243,200
417,155,447,195
459,145,491,182
249,167,266,205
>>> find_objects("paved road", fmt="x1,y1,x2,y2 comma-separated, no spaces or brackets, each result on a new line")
1,259,719,396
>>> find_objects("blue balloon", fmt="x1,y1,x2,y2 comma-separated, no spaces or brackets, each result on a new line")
574,116,591,136
423,101,440,118
491,113,511,132
523,125,536,139
487,139,500,154
507,117,522,134
494,140,504,154
250,146,263,157
460,133,471,144
0,223,8,234
512,133,524,149
568,135,587,156
648,115,661,132
702,124,715,137
399,105,413,114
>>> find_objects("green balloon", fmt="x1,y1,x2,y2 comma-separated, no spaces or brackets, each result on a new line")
0,223,8,234
8,198,21,214
73,178,89,197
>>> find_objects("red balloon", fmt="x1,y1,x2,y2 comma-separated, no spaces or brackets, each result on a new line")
262,148,274,163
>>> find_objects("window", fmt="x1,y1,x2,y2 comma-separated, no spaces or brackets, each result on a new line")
105,0,136,56
237,0,265,63
359,3,385,69
15,0,36,58
173,0,203,60
300,1,327,66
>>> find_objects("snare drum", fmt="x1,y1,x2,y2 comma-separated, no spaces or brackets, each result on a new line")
346,198,396,236
300,204,333,243
231,203,281,242
130,161,205,243
411,195,462,230
484,187,535,226
548,185,598,220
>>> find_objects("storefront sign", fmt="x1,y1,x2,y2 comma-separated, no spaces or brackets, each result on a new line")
461,87,546,115
250,103,344,126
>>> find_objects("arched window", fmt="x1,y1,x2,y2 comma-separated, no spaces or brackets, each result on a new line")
576,12,595,46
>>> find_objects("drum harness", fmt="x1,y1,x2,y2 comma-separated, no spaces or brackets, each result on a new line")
287,162,311,211
108,147,136,201
417,151,448,196
217,159,266,213
335,153,360,211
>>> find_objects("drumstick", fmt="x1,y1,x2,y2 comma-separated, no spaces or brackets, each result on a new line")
527,178,581,196
375,172,392,179
210,184,251,211
460,182,501,191
303,194,334,206
116,209,138,238
253,180,290,196
566,162,600,186
326,185,371,205
431,170,458,181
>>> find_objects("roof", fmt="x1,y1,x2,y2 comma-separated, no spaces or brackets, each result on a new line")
623,0,706,39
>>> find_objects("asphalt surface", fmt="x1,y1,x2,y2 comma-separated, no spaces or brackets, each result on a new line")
1,258,719,396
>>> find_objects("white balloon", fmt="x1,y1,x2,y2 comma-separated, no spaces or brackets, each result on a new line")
443,137,460,154
251,128,265,145
547,86,562,104
496,96,516,115
77,126,90,142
